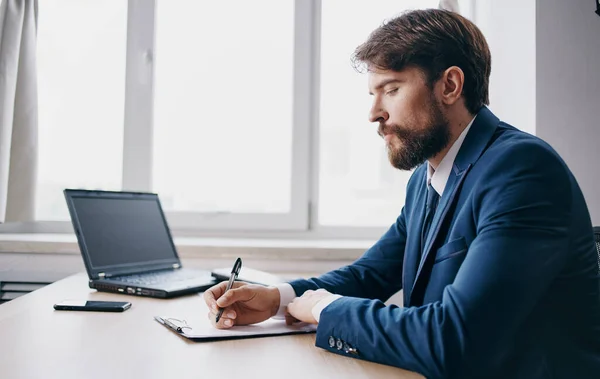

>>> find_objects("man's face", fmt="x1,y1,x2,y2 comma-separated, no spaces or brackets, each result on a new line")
368,67,450,171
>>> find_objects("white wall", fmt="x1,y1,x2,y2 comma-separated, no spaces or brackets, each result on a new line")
475,0,537,135
535,0,600,225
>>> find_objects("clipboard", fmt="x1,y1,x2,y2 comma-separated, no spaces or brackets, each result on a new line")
154,316,317,342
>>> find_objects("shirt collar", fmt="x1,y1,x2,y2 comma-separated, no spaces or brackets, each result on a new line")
427,115,477,196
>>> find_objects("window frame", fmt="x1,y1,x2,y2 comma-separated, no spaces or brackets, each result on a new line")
121,0,311,232
19,0,477,240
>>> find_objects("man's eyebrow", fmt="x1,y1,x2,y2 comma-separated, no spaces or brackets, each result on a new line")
369,79,403,95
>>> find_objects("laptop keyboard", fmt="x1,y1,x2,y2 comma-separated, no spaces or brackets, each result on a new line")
112,270,202,286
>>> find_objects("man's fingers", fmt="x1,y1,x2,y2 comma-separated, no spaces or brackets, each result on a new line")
205,282,249,330
208,302,219,313
203,290,214,303
208,305,237,320
286,301,300,323
207,311,235,329
204,281,249,310
285,312,299,325
287,299,297,314
216,285,254,308
203,281,229,304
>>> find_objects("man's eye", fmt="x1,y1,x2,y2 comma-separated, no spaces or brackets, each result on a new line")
386,88,398,95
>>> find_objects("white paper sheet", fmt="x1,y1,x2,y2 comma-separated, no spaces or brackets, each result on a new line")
154,315,316,341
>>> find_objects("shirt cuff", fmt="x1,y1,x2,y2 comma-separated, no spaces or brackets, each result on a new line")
311,294,342,323
273,283,297,318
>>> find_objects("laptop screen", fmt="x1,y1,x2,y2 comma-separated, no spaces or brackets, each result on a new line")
67,191,179,273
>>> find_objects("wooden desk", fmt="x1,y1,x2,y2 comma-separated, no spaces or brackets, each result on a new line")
0,273,422,379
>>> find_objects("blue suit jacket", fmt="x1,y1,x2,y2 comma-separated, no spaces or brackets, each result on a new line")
289,107,600,378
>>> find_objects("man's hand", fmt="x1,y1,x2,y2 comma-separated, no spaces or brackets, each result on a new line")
203,281,281,329
286,289,333,325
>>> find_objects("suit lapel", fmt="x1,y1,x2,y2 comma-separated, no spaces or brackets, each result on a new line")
408,164,471,305
403,182,429,305
407,106,500,306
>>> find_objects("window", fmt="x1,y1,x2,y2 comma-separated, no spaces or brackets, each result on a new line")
153,0,294,215
318,0,439,227
34,0,476,237
36,0,127,220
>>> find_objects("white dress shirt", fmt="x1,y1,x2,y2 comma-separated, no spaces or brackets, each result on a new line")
275,115,477,322
427,115,476,196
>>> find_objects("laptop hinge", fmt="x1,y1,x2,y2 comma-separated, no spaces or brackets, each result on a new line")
172,264,180,269
98,272,106,279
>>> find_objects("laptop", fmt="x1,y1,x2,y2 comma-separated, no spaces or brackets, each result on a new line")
64,189,217,298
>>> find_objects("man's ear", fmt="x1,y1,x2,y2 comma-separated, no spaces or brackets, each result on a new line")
439,66,464,106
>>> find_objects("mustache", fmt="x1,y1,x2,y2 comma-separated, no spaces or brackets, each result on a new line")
378,123,413,139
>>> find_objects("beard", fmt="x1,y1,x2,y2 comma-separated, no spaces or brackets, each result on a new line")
383,98,451,171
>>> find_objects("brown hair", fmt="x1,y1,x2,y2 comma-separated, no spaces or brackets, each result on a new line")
352,8,491,114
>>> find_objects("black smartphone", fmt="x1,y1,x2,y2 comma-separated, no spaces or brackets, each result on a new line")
53,300,131,312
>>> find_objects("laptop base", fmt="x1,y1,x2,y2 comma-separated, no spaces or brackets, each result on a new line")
89,278,217,299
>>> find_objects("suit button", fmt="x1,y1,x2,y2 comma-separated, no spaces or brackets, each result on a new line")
328,336,336,348
336,339,344,350
343,342,358,355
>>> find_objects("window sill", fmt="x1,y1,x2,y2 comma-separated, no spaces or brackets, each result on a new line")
0,233,371,262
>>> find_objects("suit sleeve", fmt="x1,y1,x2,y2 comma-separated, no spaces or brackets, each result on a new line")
288,207,408,303
313,142,573,379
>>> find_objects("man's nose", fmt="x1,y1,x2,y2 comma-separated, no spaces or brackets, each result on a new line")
369,104,388,124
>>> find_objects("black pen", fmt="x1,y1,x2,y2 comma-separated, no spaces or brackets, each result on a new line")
215,257,242,323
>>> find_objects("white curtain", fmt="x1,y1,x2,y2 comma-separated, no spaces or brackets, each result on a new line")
0,0,38,223
439,0,460,13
